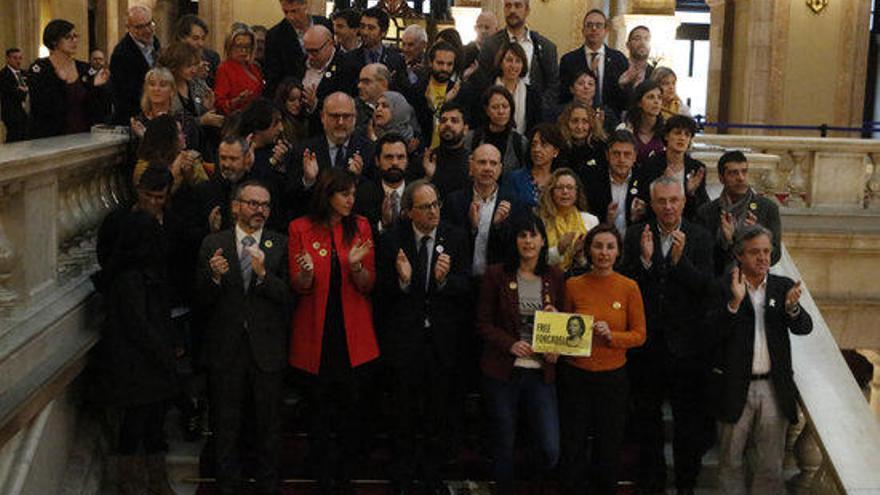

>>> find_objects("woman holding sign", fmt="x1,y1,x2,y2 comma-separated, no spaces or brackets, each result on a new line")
559,224,646,494
476,212,566,495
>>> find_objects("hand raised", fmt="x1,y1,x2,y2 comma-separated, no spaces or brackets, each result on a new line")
730,265,746,309
348,152,363,175
785,280,803,313
630,197,647,222
670,230,686,265
686,167,706,195
396,248,412,284
606,201,619,224
434,252,451,282
720,211,735,243
640,224,654,263
423,149,437,179
209,248,229,280
493,200,512,225
302,149,319,184
208,206,222,233
246,245,266,278
348,237,373,265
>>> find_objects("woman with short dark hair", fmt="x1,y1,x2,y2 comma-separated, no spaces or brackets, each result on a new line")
492,42,541,134
502,122,565,209
476,212,564,495
468,85,528,172
623,79,665,165
27,19,110,138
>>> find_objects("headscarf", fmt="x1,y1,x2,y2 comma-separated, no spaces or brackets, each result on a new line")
376,91,420,142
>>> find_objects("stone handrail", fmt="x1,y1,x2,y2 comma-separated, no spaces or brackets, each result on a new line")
693,134,880,211
0,132,130,448
772,247,880,494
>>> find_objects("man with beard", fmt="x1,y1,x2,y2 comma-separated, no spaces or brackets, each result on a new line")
196,180,290,495
189,136,255,240
422,100,470,200
697,150,781,276
340,7,409,97
412,41,460,150
475,0,558,119
354,133,410,237
618,26,653,99
559,9,629,114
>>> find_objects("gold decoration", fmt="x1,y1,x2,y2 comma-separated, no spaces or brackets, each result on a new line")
612,301,622,310
319,248,328,257
264,240,273,248
806,0,828,14
509,282,518,290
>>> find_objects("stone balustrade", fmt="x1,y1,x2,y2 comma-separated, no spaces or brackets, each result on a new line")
694,134,880,210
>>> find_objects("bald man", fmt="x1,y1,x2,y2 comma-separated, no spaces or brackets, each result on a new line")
288,91,377,217
301,25,345,124
264,0,333,96
109,5,161,124
463,11,498,80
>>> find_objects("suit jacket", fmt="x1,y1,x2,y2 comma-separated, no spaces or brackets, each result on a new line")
0,66,28,140
305,49,346,136
340,45,410,98
476,264,565,383
710,273,813,423
287,215,379,374
353,178,407,240
629,153,709,224
476,29,559,119
697,193,782,276
559,44,629,115
621,218,714,357
582,164,634,226
195,228,291,373
109,33,160,124
443,186,521,269
377,220,472,368
263,15,333,97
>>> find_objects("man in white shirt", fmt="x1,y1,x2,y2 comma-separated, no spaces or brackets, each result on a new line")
715,225,812,495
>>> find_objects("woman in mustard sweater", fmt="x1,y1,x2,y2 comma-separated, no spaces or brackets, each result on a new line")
560,224,647,494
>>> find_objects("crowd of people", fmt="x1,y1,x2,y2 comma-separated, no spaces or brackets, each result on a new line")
2,1,814,495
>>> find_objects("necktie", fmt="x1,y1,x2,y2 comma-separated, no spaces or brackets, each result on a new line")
240,235,256,291
415,235,430,293
590,52,602,105
333,144,346,168
389,190,400,225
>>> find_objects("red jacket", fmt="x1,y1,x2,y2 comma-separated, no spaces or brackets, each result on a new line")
476,264,566,383
288,216,379,374
214,59,264,115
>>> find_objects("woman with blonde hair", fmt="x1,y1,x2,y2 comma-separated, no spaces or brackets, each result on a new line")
558,102,608,184
650,66,691,120
537,167,599,270
214,25,263,115
131,67,202,151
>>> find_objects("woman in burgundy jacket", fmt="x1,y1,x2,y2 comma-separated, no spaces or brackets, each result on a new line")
476,212,566,495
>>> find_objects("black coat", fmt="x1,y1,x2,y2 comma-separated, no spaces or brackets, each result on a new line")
710,273,813,423
0,66,28,141
621,218,714,357
195,229,291,373
443,186,521,269
353,178,406,241
340,44,410,97
476,30,559,120
559,44,629,115
697,194,782,276
377,221,472,368
109,33,160,125
411,75,457,147
93,211,179,407
305,49,347,136
629,153,709,224
26,58,109,138
581,163,636,226
263,15,333,96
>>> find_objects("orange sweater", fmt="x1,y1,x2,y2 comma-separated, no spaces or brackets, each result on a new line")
564,271,646,372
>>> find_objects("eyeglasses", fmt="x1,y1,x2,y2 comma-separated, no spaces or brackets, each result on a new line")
412,200,442,212
132,20,157,30
325,112,356,121
236,199,271,210
304,39,330,55
584,22,605,30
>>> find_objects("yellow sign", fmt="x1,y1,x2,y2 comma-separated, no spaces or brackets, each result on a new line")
532,311,593,357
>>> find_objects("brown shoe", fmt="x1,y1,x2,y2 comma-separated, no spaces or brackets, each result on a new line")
144,454,178,495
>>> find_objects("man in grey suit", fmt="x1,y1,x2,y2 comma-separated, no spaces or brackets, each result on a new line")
195,180,290,495
713,225,812,495
697,150,782,276
474,0,558,119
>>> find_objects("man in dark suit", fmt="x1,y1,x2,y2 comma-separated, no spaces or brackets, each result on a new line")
354,133,410,237
584,129,639,237
340,7,410,97
109,4,161,125
618,25,654,106
288,92,375,218
475,0,558,118
621,175,714,495
0,48,28,142
559,9,629,115
301,25,346,136
196,180,290,495
713,225,812,495
378,179,471,495
263,0,333,97
697,150,782,277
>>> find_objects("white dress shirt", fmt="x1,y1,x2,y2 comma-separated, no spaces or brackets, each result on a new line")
584,44,605,101
508,28,534,85
471,186,499,276
746,277,772,374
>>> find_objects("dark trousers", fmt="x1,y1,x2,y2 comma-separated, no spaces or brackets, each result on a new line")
628,345,710,491
118,400,168,455
483,369,560,495
558,364,629,495
391,339,456,486
210,343,283,495
2,118,26,142
306,366,371,485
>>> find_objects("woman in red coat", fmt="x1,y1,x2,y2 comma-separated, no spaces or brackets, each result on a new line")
214,25,263,115
288,167,378,493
